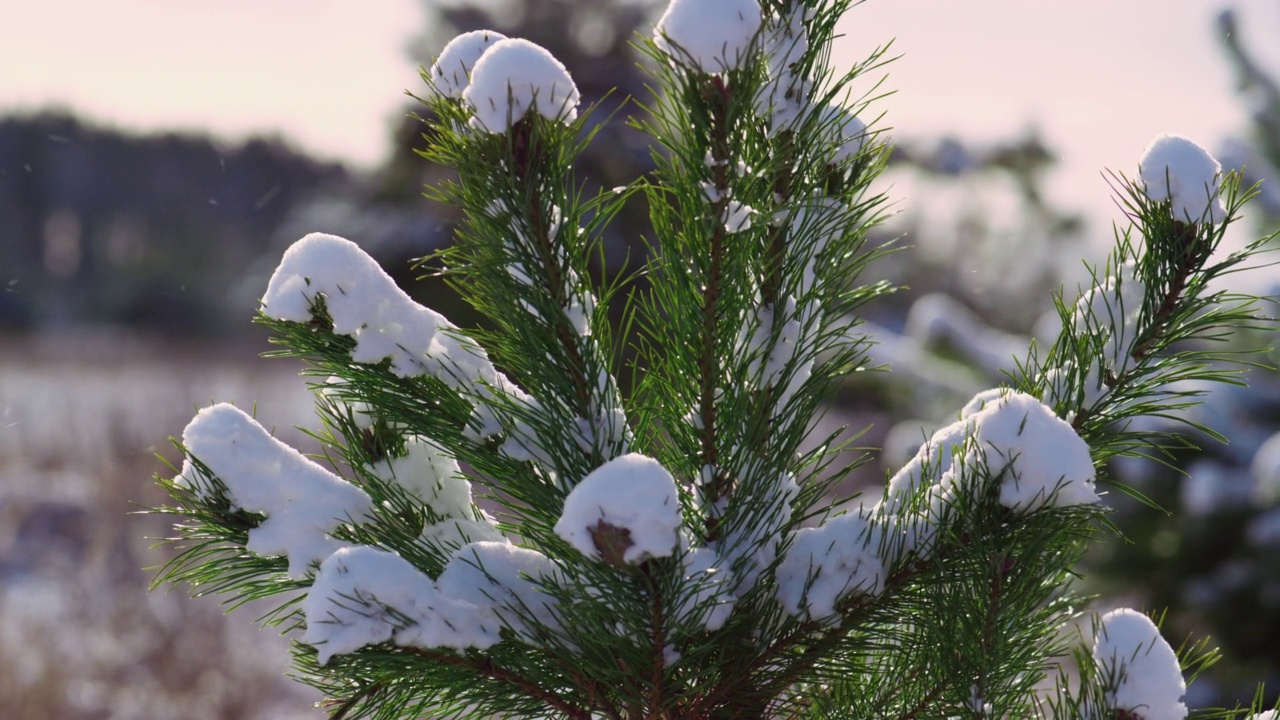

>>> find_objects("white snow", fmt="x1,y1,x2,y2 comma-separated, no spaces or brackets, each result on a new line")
756,7,810,127
428,30,508,98
775,508,885,621
261,233,497,387
966,390,1099,513
654,0,763,74
369,437,472,518
740,298,803,390
881,416,969,514
675,547,736,631
1092,608,1187,720
554,453,682,565
302,545,498,665
1139,134,1226,224
1073,261,1145,378
464,38,580,132
437,541,564,641
819,103,867,164
878,389,1097,539
722,200,755,234
422,516,505,551
177,403,372,579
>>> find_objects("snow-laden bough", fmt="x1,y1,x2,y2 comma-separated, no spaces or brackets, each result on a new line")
177,403,373,578
303,545,500,664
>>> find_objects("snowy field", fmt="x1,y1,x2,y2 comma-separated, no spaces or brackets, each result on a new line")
0,330,323,719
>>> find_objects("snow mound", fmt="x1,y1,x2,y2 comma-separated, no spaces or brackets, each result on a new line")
177,403,372,578
429,29,507,98
655,0,763,74
877,389,1097,552
1139,134,1226,224
370,437,472,518
302,546,498,664
1074,261,1145,378
555,453,682,565
968,391,1099,512
437,541,564,641
464,38,579,132
775,509,885,621
1092,608,1187,720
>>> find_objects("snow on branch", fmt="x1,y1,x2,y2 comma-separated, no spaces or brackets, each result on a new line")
177,403,373,578
464,38,580,133
262,233,494,385
1092,608,1188,720
654,0,762,74
428,29,507,99
1139,134,1227,225
437,541,566,644
303,545,500,664
554,453,682,566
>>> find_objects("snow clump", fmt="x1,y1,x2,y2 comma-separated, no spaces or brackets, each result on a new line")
775,508,885,621
370,437,473,518
654,0,763,74
428,29,507,98
177,403,373,578
675,547,737,631
464,38,580,132
303,546,499,664
437,541,565,642
1092,608,1187,720
968,390,1100,513
876,389,1098,558
1139,134,1226,224
555,453,682,565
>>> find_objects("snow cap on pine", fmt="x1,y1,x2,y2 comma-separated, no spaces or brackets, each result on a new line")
1092,608,1188,720
655,0,763,74
555,453,682,565
967,390,1100,512
819,103,867,164
428,29,507,98
464,38,580,132
177,403,372,578
1139,134,1227,224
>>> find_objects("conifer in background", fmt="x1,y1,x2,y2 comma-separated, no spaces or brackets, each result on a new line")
151,0,1279,717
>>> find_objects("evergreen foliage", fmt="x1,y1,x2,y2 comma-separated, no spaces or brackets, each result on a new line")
150,0,1278,717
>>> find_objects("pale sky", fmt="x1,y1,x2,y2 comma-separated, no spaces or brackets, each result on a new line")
3,0,1278,231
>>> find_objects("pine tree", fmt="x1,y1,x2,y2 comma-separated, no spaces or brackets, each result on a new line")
150,0,1279,717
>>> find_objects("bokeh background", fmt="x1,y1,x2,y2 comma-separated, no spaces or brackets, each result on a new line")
1,0,1278,717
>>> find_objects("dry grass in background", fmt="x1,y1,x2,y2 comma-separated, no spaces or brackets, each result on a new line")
0,329,324,719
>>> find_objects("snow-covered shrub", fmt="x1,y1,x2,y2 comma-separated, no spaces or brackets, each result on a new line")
150,0,1279,717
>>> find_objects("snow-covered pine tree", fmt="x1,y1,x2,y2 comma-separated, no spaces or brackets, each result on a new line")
150,0,1279,717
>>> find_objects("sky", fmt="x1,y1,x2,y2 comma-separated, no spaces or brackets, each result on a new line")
3,0,1279,233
